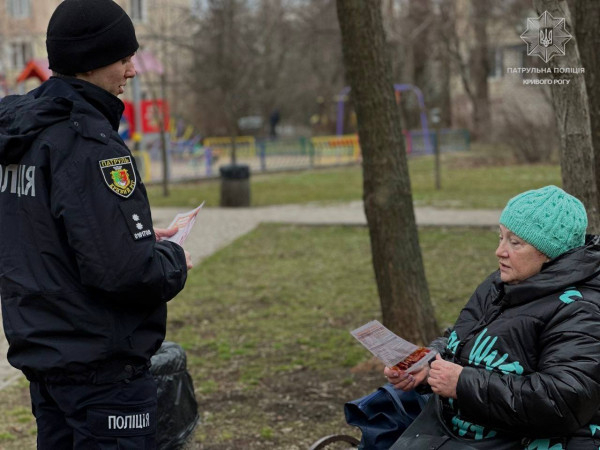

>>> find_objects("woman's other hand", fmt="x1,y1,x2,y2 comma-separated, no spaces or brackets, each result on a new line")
384,365,429,391
428,354,463,399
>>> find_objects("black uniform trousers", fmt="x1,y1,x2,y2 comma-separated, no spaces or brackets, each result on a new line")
29,370,157,449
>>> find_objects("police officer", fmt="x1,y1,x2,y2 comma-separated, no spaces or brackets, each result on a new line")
0,0,192,448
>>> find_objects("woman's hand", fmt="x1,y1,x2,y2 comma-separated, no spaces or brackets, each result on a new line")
384,365,429,391
427,354,463,399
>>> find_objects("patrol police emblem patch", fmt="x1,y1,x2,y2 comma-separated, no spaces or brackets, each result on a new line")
99,156,137,198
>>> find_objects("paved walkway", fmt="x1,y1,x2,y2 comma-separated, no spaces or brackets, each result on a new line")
151,202,501,265
0,203,501,390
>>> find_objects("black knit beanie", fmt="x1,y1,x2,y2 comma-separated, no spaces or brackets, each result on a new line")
46,0,139,75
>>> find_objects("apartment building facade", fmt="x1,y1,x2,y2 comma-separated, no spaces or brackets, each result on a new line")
0,0,198,110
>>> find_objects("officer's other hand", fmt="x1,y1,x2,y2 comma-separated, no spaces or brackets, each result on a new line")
155,226,178,241
185,250,193,270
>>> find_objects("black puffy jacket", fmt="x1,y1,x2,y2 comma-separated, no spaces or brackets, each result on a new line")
440,237,600,448
0,77,187,383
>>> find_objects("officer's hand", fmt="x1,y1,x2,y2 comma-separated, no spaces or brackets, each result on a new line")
154,226,178,241
184,250,193,270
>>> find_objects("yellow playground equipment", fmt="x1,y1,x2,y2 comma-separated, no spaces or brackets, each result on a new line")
203,136,257,161
310,134,361,165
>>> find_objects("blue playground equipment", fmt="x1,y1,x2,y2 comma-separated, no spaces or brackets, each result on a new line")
336,84,434,155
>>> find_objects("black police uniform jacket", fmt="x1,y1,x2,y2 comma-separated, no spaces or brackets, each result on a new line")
0,77,188,383
438,237,600,448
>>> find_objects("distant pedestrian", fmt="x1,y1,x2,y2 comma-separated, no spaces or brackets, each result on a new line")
0,0,191,448
269,109,280,138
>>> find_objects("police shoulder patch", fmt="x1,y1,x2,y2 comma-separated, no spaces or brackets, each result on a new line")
99,156,137,198
119,201,154,241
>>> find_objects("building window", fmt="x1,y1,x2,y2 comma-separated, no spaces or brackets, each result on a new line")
488,47,504,79
130,0,147,22
9,41,33,69
7,0,31,18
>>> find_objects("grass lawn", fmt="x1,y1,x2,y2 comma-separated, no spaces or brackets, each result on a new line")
146,151,561,209
0,224,498,449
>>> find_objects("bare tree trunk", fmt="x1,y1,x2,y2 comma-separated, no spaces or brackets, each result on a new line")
572,1,600,229
336,0,440,344
440,0,489,135
438,37,453,127
470,0,491,140
438,0,459,127
407,0,433,130
533,0,600,233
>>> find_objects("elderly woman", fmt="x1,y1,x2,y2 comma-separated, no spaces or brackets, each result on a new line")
386,185,600,449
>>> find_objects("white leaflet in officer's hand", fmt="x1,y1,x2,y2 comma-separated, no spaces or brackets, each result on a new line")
164,201,205,246
351,320,437,373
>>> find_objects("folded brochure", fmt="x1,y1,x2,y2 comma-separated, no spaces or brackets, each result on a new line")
164,202,205,246
351,320,437,373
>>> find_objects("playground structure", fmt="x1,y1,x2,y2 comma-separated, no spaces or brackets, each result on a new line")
138,81,471,183
336,84,437,155
142,133,361,182
139,83,468,182
6,61,468,184
138,83,469,183
139,127,469,184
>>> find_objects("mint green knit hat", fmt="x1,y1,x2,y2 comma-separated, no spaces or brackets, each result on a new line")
499,185,587,259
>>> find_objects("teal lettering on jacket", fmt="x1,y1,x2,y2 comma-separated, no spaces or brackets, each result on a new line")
469,328,524,374
447,330,460,354
590,424,600,435
451,415,497,440
525,439,563,450
559,288,582,304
